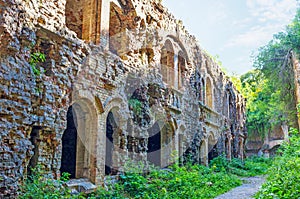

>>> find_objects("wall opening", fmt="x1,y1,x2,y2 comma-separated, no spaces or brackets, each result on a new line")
161,123,175,167
206,77,213,108
61,106,77,178
65,0,101,43
178,51,186,89
105,111,117,175
109,2,125,55
147,122,161,167
178,134,184,166
27,126,41,177
61,101,97,182
208,134,218,162
201,78,205,103
199,140,207,166
161,40,174,86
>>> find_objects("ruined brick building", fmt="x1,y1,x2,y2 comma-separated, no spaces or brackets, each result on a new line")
0,0,246,197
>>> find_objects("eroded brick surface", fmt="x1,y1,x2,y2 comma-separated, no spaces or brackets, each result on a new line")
0,0,246,197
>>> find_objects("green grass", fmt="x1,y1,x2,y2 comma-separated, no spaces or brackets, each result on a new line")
87,163,242,199
20,156,272,199
209,155,272,177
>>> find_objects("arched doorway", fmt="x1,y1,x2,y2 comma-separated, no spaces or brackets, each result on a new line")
61,106,77,178
105,111,119,175
199,140,208,166
208,133,218,162
60,100,97,182
147,122,161,167
161,122,176,167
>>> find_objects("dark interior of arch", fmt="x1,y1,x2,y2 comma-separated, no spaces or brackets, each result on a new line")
105,111,116,175
60,106,77,178
147,122,161,167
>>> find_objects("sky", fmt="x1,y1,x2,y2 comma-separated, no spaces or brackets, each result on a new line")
163,0,298,75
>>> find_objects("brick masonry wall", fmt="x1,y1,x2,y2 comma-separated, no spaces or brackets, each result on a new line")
0,0,247,197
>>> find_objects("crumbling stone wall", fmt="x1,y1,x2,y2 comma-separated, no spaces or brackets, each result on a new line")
0,0,247,197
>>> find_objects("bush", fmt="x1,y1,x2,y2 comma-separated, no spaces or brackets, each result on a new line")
19,156,271,198
19,166,72,199
255,128,300,199
84,162,241,199
210,154,272,177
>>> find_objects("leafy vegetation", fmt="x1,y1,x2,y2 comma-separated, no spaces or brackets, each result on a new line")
128,98,142,115
29,52,46,76
210,155,272,177
255,128,300,199
19,156,271,199
19,166,72,199
231,7,300,138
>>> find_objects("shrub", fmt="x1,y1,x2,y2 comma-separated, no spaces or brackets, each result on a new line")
210,154,272,177
255,128,300,199
19,166,72,199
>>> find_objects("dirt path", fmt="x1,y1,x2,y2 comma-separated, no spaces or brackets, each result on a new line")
214,176,265,199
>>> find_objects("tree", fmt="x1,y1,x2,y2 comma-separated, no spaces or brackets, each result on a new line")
238,7,300,137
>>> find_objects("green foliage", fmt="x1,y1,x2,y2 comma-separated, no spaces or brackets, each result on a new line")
239,69,283,136
255,128,300,199
29,52,46,76
79,162,244,199
19,166,72,199
20,156,272,199
85,157,271,199
210,155,272,177
238,6,300,137
128,98,142,115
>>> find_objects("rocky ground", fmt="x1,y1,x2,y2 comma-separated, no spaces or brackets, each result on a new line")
215,176,265,199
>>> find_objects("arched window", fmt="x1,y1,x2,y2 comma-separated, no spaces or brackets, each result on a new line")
109,1,137,55
201,78,205,103
161,40,174,86
109,2,125,54
178,51,186,89
206,77,213,108
65,0,101,43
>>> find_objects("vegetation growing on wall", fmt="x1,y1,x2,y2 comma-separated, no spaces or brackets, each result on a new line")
29,52,46,76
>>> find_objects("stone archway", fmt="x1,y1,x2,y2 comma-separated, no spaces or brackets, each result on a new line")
161,121,176,168
199,140,208,166
61,106,78,178
177,125,186,165
60,99,98,183
208,133,218,162
147,122,161,167
105,109,122,175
